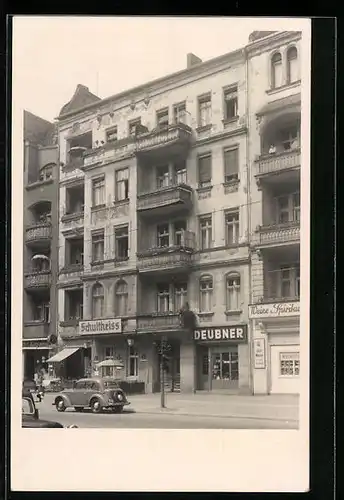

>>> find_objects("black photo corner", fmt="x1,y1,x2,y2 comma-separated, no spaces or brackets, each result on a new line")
1,15,337,500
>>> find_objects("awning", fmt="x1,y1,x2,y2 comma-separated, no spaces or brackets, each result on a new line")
47,347,80,363
97,359,124,368
256,93,301,117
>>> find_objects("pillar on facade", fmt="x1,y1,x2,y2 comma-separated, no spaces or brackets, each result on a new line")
180,341,196,393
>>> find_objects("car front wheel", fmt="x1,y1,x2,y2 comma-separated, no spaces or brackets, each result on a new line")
55,397,66,412
90,398,102,414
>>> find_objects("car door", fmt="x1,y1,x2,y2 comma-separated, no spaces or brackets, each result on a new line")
70,381,87,405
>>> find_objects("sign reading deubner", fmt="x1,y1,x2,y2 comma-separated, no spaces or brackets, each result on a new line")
249,302,300,319
193,325,247,342
79,318,122,335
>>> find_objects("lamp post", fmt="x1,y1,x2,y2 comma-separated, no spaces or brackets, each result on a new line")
160,336,168,409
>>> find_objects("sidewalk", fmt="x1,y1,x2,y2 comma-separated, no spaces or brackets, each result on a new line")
42,392,299,422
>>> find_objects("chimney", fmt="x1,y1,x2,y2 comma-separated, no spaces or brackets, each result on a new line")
187,53,202,69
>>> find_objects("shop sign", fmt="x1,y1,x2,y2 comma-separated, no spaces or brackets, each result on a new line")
253,338,266,369
79,318,122,335
248,302,300,319
193,325,247,343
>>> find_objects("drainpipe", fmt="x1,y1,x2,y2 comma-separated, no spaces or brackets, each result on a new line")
244,48,254,395
55,122,61,360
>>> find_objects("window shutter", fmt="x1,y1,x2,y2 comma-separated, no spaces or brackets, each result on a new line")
198,156,211,183
224,149,239,177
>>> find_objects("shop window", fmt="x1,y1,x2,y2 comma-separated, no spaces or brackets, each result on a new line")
280,352,300,376
115,280,128,316
202,354,209,376
92,283,104,319
212,351,239,381
199,275,213,312
128,345,139,377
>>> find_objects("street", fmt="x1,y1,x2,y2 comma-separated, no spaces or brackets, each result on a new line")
36,395,298,429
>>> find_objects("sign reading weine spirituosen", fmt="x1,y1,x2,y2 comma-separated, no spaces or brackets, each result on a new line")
249,302,300,319
193,325,247,342
79,319,122,335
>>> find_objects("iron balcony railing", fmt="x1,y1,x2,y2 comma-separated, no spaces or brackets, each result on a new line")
137,312,182,331
137,246,194,272
256,148,301,177
24,270,52,288
137,184,193,212
253,221,300,247
135,123,192,153
25,223,52,243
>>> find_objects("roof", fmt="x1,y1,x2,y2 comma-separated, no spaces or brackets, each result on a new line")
256,93,301,116
24,110,56,146
58,84,101,118
248,31,278,43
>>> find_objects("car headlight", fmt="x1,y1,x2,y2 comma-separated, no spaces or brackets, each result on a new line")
117,393,123,401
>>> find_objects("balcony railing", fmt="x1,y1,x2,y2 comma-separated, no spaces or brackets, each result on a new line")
137,184,193,213
83,138,136,169
256,148,301,177
137,313,182,331
24,270,51,288
135,123,192,154
25,223,52,244
23,321,50,339
137,245,193,273
253,221,300,247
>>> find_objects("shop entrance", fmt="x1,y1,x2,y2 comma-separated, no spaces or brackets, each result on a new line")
211,349,239,390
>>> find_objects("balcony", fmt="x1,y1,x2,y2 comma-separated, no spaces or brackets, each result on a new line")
253,221,300,248
83,138,136,169
255,148,301,180
137,313,182,332
135,123,192,158
23,321,50,340
62,156,84,173
137,246,193,274
24,270,52,289
25,223,52,245
137,184,193,217
61,211,84,231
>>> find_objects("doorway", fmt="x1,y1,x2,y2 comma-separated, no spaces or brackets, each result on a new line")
211,347,239,390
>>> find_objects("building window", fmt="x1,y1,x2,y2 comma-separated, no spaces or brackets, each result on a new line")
68,238,84,266
157,223,169,247
202,354,209,375
173,102,187,124
279,125,300,151
33,300,50,322
39,164,53,182
115,280,128,316
156,165,170,189
279,264,300,299
65,184,84,215
92,283,104,319
199,215,212,250
280,352,300,376
115,168,129,201
226,275,240,311
92,177,105,207
157,283,170,313
106,127,118,143
115,225,129,260
174,161,187,185
276,192,300,224
271,52,283,89
104,346,115,359
286,47,298,84
174,220,186,246
200,276,213,312
174,282,188,311
129,118,141,136
225,210,240,245
65,289,83,320
223,86,238,120
92,231,104,262
128,345,139,377
156,108,169,128
198,94,212,127
224,147,239,183
197,154,212,188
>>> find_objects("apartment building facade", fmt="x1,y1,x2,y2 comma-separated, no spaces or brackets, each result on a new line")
55,50,252,394
23,111,58,379
247,31,302,394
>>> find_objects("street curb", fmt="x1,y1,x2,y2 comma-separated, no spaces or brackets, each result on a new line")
132,408,299,423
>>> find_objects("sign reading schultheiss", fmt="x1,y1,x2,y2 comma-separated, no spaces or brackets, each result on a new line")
79,319,122,335
248,302,300,319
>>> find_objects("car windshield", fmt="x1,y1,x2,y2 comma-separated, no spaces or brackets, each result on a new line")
22,397,34,415
103,380,119,389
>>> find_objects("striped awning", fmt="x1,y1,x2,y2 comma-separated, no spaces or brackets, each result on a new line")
47,347,80,363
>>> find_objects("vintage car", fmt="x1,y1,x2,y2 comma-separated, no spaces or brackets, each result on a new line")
22,390,78,428
53,377,130,414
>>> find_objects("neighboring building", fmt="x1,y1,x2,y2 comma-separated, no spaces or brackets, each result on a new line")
22,110,58,379
55,49,252,394
247,31,302,394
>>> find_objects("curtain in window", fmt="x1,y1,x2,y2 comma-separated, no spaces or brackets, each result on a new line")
115,281,128,316
198,156,211,184
224,149,239,180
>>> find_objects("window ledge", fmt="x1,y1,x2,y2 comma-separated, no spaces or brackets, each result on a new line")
223,177,239,187
196,124,212,133
113,198,129,206
197,312,214,317
225,310,242,316
61,212,84,222
91,204,106,211
91,260,105,267
222,116,239,126
266,80,301,95
196,184,213,193
24,321,50,326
